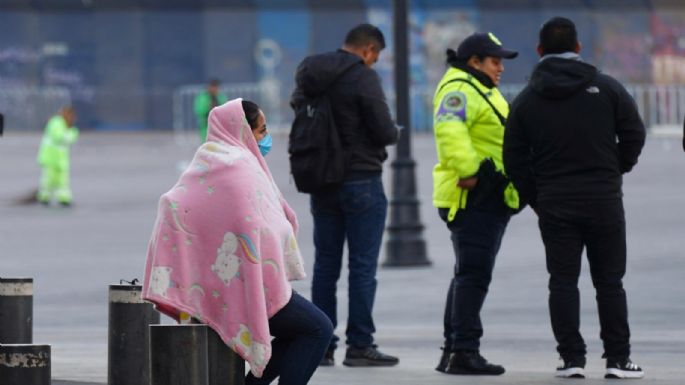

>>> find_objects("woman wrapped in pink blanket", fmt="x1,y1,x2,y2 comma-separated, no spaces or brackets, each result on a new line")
142,98,332,384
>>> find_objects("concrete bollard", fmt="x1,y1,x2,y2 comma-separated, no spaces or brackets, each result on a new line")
150,324,209,385
0,277,33,344
108,281,160,385
207,326,245,385
0,344,50,385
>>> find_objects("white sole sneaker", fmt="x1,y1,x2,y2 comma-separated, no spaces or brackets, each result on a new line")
605,368,645,379
555,367,585,378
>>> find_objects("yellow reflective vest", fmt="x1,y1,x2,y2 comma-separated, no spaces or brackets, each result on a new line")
432,66,519,221
37,115,79,171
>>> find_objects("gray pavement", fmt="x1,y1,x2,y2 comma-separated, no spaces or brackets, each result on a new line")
1,131,683,384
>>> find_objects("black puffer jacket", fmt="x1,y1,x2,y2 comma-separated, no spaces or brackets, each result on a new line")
503,57,646,207
291,50,398,175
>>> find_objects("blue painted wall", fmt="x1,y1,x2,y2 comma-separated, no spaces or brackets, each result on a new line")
0,1,682,130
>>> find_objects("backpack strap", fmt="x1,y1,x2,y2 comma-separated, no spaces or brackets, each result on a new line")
438,77,507,126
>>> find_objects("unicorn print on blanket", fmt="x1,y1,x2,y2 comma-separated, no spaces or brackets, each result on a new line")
149,266,173,297
211,232,242,286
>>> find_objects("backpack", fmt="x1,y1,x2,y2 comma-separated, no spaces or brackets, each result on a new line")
288,64,357,193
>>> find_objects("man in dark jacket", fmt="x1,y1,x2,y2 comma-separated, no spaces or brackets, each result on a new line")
503,17,645,379
291,24,399,367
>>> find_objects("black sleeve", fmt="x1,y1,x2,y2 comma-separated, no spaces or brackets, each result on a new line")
503,96,537,208
358,69,398,146
290,86,304,111
290,59,308,110
612,79,646,173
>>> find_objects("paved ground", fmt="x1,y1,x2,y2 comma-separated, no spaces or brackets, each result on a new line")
1,131,683,384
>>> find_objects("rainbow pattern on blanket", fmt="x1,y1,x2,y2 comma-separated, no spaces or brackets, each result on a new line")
238,233,260,263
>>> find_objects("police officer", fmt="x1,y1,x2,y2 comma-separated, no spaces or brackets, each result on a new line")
432,32,519,375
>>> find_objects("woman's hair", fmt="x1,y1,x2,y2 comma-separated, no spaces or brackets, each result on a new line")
241,100,261,130
445,48,484,66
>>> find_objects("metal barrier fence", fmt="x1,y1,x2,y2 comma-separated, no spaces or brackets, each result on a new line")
172,82,284,146
0,87,71,131
173,83,685,135
2,83,682,133
396,84,526,133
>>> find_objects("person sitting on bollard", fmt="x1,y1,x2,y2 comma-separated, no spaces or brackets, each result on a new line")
142,98,333,385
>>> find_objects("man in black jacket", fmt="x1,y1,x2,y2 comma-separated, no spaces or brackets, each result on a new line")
290,24,399,367
503,17,646,379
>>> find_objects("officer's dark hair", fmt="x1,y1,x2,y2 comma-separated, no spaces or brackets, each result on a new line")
539,17,578,55
344,23,386,51
208,78,221,87
445,48,485,66
242,100,261,130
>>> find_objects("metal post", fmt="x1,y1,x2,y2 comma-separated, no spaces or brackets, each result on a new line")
384,0,430,267
0,278,33,343
207,326,245,385
0,344,50,385
108,282,160,385
150,324,209,385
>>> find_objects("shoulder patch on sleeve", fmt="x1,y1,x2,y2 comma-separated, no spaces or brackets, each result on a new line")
436,91,467,122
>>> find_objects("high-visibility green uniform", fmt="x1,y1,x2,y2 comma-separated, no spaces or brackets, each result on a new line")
194,91,227,141
432,66,519,221
37,115,79,204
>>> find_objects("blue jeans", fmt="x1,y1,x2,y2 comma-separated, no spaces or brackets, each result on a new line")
310,176,387,349
439,206,509,351
245,291,333,385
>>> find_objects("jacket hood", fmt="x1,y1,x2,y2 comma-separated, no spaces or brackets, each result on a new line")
530,58,598,99
295,50,362,96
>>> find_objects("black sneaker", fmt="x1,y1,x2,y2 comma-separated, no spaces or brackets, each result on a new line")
342,345,399,367
555,356,586,378
443,350,505,375
435,347,451,373
605,358,644,379
319,348,334,367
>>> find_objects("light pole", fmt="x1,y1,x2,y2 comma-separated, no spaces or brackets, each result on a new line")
383,0,430,267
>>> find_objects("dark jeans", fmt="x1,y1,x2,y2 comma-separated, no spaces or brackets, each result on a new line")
310,176,387,349
439,206,509,351
537,199,631,361
245,291,333,385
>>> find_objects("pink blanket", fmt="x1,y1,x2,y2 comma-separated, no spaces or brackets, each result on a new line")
142,98,306,377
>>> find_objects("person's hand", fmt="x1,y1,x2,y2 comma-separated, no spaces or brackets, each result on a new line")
457,176,478,190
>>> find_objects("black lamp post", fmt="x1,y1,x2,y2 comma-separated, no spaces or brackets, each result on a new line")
383,0,430,267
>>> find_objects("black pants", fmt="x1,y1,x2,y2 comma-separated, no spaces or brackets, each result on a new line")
439,205,510,351
537,199,631,361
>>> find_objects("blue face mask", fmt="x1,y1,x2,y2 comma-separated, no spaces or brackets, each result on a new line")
257,134,272,157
